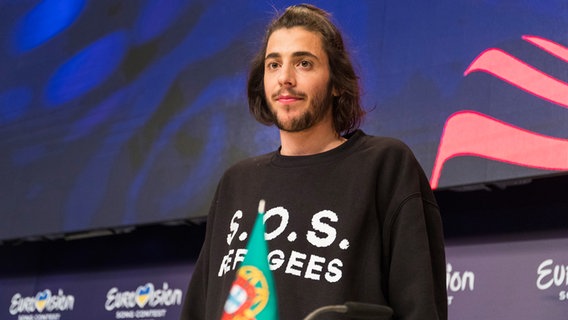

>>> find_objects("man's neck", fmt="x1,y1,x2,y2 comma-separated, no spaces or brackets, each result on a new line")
279,119,346,156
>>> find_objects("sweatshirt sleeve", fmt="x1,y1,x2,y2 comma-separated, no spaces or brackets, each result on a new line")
179,187,220,320
387,194,447,320
377,139,447,320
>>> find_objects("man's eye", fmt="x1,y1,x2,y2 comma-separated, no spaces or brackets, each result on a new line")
267,62,279,69
299,60,312,68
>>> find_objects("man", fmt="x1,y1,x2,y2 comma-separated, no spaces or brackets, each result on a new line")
181,4,447,319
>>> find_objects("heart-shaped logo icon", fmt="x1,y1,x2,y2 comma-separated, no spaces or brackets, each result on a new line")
135,283,154,308
35,289,51,312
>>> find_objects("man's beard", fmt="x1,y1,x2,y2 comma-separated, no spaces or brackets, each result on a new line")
270,85,334,133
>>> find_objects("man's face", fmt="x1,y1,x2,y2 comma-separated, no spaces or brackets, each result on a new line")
263,27,334,132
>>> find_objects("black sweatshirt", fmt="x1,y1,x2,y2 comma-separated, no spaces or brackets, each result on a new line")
181,130,447,320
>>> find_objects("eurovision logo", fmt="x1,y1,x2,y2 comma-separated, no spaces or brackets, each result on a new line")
536,259,568,301
135,283,153,308
104,282,183,319
446,263,475,306
9,289,75,315
105,282,183,310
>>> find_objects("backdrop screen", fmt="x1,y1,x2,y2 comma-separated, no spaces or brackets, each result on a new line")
2,0,568,240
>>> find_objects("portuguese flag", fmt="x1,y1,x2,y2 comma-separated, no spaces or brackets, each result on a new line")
221,200,279,320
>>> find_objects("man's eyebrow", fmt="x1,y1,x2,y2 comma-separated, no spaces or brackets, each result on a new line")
265,51,320,61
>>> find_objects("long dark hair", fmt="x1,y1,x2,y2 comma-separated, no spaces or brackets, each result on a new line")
247,4,365,135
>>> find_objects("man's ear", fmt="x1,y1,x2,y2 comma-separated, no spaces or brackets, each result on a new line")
332,86,340,97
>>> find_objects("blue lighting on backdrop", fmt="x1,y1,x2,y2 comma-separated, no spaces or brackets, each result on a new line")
14,0,85,52
1,0,567,241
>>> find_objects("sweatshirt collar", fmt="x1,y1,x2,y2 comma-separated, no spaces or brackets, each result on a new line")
271,129,365,167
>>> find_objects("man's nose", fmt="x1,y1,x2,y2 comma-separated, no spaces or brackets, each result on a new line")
278,64,296,87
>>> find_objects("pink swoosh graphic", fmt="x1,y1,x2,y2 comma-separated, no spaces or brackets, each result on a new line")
523,35,568,62
430,111,568,189
464,48,568,109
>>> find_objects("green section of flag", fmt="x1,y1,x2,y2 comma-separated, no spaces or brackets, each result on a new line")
222,200,279,320
244,211,278,319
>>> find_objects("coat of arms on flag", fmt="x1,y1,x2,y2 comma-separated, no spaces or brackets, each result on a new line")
221,200,279,320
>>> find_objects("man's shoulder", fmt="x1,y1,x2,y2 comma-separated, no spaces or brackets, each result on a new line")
356,131,414,156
